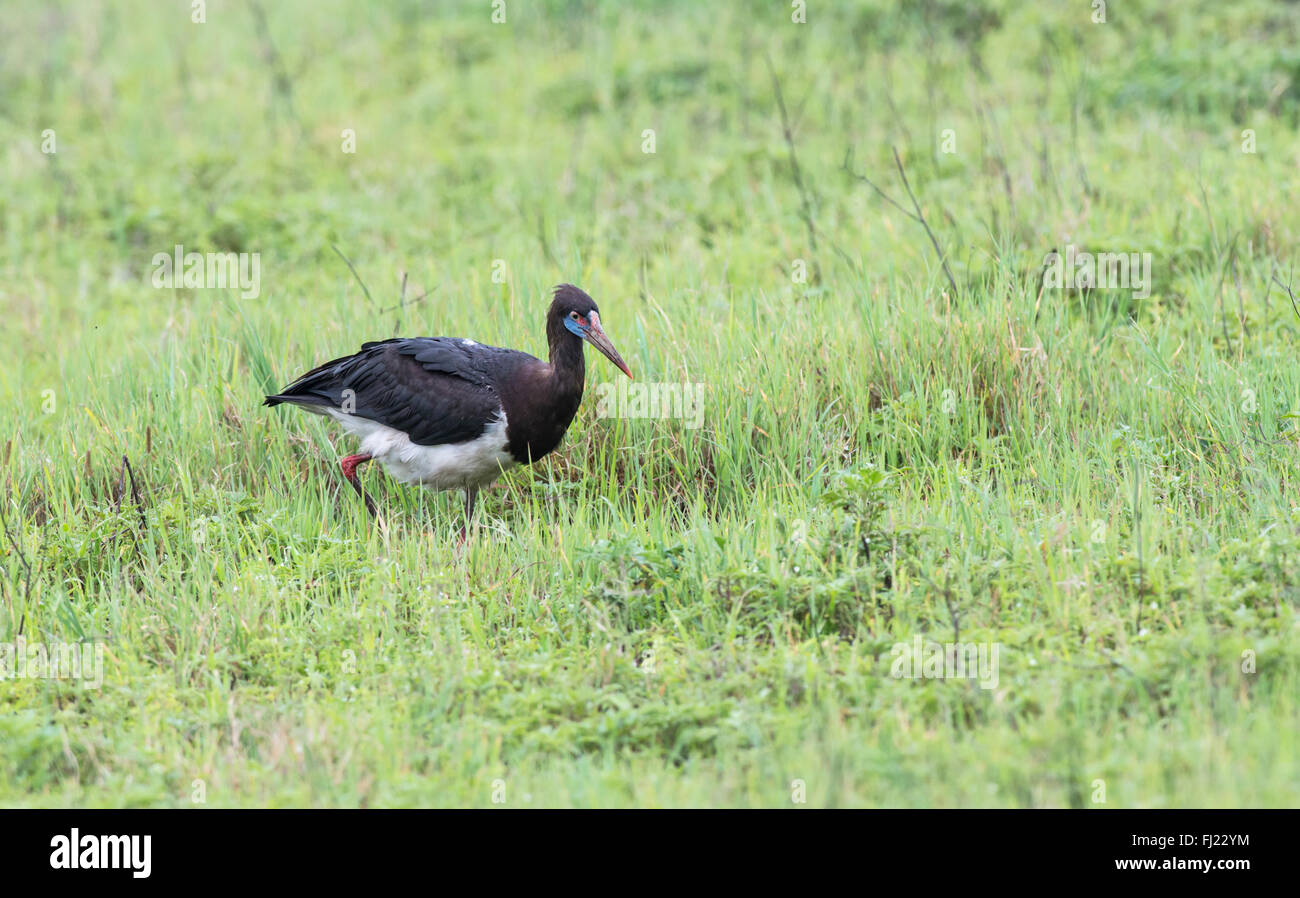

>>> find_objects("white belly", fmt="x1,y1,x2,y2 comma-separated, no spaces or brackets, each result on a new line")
324,408,516,491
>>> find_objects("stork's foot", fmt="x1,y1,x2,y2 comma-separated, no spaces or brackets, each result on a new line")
340,453,378,519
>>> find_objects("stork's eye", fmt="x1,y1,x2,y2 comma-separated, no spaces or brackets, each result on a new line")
569,311,580,320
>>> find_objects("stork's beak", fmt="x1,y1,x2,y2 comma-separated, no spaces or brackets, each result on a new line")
582,311,633,379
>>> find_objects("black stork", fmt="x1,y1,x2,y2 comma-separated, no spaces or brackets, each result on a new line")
264,284,632,533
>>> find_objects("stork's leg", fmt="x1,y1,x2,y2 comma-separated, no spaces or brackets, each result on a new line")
458,487,478,544
340,453,378,519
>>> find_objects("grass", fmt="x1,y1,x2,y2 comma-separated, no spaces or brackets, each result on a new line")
1,0,1298,807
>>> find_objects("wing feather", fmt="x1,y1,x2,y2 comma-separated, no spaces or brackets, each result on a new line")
265,338,533,446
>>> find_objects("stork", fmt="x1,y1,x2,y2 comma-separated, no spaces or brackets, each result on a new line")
264,284,632,534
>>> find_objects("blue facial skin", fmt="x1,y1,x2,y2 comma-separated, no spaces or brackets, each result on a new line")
563,315,591,340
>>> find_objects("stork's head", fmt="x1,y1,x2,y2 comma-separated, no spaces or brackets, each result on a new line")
550,284,633,379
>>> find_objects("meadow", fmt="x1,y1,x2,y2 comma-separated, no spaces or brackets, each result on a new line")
1,0,1297,807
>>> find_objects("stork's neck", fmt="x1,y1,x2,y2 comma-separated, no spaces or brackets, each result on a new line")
546,318,586,399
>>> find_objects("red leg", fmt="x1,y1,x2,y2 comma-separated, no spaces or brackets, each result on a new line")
340,453,377,518
341,453,371,481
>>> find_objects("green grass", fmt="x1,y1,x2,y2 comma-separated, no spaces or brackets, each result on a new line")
1,0,1298,807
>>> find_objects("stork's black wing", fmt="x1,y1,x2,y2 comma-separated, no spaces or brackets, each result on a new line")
265,338,532,446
